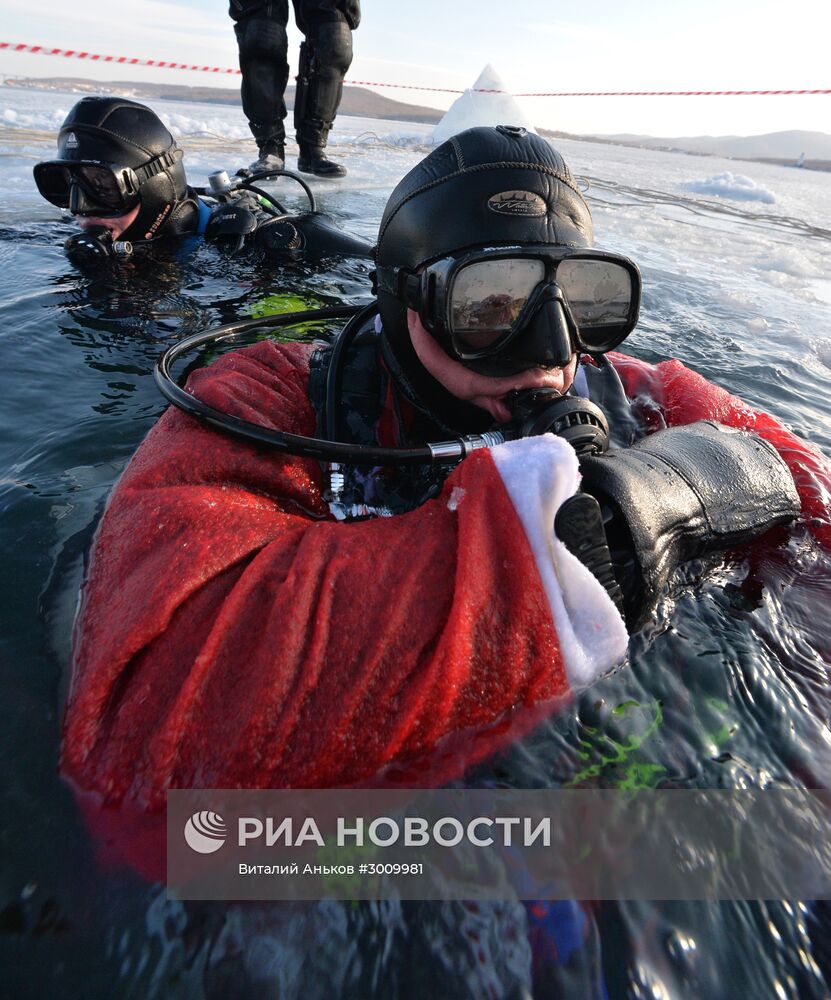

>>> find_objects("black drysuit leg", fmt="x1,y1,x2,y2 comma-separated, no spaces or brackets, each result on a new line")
292,0,358,149
231,0,358,149
233,2,291,145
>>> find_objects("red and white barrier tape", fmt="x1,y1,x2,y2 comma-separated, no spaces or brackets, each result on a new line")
2,42,830,96
0,41,239,74
515,88,831,97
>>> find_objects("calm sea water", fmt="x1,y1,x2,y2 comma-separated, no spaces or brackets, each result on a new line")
2,89,831,999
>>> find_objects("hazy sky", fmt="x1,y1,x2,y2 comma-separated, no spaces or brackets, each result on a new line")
2,0,830,136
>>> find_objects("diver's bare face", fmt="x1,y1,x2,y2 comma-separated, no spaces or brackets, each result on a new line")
407,309,578,423
75,204,140,240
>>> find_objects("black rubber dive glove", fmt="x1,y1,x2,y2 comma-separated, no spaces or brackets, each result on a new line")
560,421,801,630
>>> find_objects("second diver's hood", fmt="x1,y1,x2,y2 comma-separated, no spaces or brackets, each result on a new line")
55,96,198,242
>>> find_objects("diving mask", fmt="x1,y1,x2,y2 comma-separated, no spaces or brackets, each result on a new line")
377,246,642,369
34,148,183,216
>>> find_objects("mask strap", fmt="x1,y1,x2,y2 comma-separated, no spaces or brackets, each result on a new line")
132,147,183,184
375,265,420,307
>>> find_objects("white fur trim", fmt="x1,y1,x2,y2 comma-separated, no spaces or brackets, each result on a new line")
490,435,629,686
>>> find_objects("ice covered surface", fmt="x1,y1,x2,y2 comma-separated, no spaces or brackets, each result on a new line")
432,65,537,143
2,102,69,130
683,171,776,203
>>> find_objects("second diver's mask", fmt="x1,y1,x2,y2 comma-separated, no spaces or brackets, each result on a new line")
376,245,641,377
34,149,184,218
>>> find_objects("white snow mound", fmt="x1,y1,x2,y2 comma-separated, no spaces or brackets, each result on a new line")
432,64,536,144
684,171,776,204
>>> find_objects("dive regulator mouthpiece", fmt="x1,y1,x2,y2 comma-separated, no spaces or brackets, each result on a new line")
505,389,610,454
65,226,134,267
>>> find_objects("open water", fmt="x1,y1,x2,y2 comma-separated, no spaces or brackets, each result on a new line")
2,86,831,999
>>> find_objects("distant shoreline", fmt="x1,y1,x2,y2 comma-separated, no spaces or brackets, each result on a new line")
538,129,831,174
4,76,830,173
1,75,444,126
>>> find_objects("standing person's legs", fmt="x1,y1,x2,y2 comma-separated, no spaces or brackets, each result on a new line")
231,0,291,168
292,0,360,177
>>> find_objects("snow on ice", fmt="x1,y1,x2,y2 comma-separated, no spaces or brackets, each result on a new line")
683,171,776,204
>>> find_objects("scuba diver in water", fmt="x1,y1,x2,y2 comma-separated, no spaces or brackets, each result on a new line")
63,124,804,812
57,125,828,998
229,0,360,177
33,96,371,268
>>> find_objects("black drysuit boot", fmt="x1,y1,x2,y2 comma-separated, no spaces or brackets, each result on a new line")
297,145,347,177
